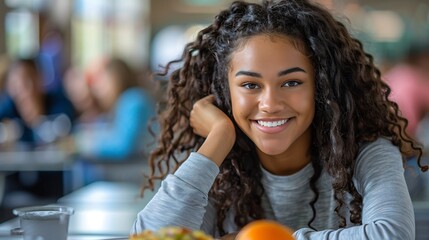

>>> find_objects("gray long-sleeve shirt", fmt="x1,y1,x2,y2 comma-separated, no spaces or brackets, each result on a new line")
131,138,415,239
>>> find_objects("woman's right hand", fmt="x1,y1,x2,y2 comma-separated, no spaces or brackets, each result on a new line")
190,95,232,138
190,95,236,166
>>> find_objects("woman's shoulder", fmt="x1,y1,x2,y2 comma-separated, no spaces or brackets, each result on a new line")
358,137,398,153
355,137,403,176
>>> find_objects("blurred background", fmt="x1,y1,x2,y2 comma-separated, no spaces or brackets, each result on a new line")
0,0,427,73
0,0,428,237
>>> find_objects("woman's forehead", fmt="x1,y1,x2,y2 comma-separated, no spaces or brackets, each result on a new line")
227,34,313,73
235,33,307,51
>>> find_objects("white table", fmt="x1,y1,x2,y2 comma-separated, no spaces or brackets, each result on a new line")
59,181,155,236
0,149,73,171
0,181,156,238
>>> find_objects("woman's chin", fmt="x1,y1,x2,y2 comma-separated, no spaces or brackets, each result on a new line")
256,144,289,157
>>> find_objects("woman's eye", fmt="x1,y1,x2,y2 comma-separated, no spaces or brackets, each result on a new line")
283,81,301,87
242,83,260,89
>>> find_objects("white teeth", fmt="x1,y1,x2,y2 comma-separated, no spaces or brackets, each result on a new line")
257,119,288,127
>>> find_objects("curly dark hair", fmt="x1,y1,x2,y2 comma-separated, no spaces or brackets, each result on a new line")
144,0,427,235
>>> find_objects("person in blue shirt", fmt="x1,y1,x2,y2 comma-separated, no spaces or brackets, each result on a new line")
0,58,75,146
0,57,76,209
73,58,156,160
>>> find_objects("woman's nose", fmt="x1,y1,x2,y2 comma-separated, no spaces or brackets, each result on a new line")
259,89,284,113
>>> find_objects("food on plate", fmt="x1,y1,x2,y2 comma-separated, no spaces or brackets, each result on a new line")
129,226,213,240
236,220,295,240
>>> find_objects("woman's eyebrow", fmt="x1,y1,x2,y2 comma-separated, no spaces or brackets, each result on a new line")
235,67,306,78
278,67,306,76
235,71,262,78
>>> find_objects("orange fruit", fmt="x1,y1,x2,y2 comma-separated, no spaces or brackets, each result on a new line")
236,220,295,240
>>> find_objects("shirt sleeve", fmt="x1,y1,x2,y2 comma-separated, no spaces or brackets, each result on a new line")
294,138,415,240
0,94,16,119
131,152,220,235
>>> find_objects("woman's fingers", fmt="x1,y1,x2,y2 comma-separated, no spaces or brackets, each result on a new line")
190,94,227,138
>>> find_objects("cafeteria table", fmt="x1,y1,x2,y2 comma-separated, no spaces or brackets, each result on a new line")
2,180,429,239
0,181,157,239
0,143,76,204
0,148,73,171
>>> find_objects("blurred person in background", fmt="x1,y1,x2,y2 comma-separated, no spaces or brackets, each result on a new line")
0,58,75,146
0,57,76,214
0,55,11,207
73,57,156,161
63,66,102,123
0,55,11,93
383,42,429,199
384,42,429,140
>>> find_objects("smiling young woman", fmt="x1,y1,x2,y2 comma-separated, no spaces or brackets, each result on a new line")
131,1,427,239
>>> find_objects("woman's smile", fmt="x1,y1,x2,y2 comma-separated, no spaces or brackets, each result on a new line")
253,118,291,134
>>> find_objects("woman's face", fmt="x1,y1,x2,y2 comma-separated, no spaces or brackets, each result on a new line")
7,64,40,103
228,34,315,162
92,69,120,111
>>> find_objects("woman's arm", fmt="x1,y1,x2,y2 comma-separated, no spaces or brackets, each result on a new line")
131,95,236,235
190,95,236,166
294,138,415,240
131,152,220,234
